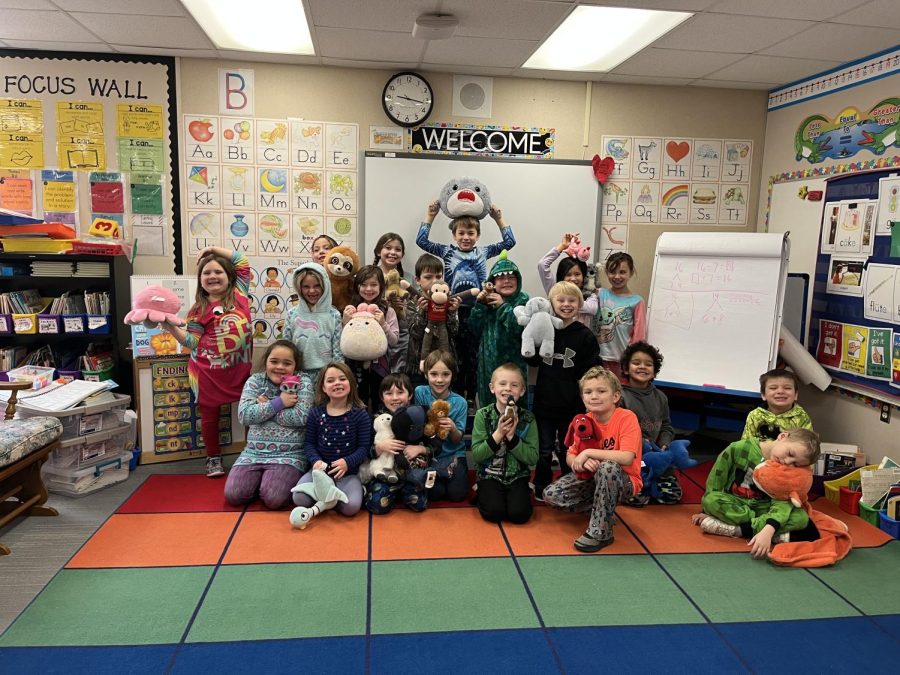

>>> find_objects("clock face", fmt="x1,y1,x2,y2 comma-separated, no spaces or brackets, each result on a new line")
382,72,434,127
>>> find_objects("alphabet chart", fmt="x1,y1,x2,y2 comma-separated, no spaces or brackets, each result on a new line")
182,114,359,345
600,135,752,228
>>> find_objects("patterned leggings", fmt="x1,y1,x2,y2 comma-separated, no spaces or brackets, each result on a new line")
224,463,302,510
543,460,634,541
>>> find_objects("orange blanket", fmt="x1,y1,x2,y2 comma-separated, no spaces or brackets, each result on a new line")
768,507,852,568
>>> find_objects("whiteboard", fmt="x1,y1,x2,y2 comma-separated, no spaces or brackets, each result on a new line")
766,177,827,340
647,232,789,394
362,153,601,298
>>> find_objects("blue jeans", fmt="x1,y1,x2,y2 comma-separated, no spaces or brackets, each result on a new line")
427,455,469,502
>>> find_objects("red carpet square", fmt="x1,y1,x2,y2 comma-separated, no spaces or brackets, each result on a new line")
224,510,369,564
117,475,253,514
67,513,240,568
676,469,706,504
618,504,749,554
504,507,644,556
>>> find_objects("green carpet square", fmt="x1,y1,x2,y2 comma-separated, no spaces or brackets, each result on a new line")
0,567,213,646
370,558,539,634
810,541,900,615
520,556,704,627
659,553,858,622
188,562,367,642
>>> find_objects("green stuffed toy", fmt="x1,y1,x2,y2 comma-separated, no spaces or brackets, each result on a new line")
289,469,348,529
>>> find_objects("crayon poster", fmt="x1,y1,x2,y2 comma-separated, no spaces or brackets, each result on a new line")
840,324,868,375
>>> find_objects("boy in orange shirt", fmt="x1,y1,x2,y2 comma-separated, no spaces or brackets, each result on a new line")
543,366,642,552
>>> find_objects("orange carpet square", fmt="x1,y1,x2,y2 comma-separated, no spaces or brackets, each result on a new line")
503,507,644,556
371,508,509,560
617,504,749,554
223,510,369,564
809,498,892,548
66,513,240,568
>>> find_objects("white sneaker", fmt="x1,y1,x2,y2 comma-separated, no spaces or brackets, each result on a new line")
774,532,790,544
700,516,741,538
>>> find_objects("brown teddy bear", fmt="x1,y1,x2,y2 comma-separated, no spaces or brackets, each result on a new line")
424,399,452,439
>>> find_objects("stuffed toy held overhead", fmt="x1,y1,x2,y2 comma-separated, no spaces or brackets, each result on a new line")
565,237,591,262
752,459,852,568
124,285,185,329
424,399,452,439
439,177,492,221
641,439,698,501
289,470,348,529
514,297,562,360
324,245,359,312
340,303,388,367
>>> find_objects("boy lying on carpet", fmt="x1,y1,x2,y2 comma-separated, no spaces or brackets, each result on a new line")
691,428,822,559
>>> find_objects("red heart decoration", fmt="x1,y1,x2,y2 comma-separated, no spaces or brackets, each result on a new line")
592,155,615,184
666,141,690,163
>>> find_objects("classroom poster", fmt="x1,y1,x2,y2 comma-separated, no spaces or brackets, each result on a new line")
794,97,900,164
820,201,841,252
867,328,892,379
840,324,868,375
41,169,78,225
57,101,106,170
0,170,34,214
876,175,900,235
893,332,900,390
826,255,866,296
864,263,897,322
816,319,843,368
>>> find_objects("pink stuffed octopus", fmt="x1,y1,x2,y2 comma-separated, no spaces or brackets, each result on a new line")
124,285,185,329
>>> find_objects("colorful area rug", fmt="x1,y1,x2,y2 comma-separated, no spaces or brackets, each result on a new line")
1,472,897,674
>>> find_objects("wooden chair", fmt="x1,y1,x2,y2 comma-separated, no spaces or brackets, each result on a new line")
0,381,61,555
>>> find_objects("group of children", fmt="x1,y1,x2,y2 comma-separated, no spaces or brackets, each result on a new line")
159,206,822,557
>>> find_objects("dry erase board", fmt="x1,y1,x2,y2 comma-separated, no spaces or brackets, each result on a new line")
362,153,600,298
647,231,789,395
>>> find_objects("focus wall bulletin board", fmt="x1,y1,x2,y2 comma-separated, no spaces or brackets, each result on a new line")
0,50,180,272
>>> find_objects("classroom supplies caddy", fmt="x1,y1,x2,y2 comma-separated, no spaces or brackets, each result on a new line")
0,253,133,398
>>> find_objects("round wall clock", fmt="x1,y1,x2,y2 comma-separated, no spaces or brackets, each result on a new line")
382,71,434,127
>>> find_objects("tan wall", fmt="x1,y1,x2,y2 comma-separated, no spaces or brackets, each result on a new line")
176,59,769,299
758,72,900,464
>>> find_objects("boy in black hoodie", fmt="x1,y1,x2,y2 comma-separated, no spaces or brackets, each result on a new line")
527,281,600,500
619,341,681,505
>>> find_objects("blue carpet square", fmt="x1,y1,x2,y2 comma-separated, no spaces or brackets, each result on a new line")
550,624,748,674
370,628,559,674
718,617,899,673
171,636,366,674
0,645,176,674
871,613,900,641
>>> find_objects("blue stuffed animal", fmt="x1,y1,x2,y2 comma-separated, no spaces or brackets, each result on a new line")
640,439,697,501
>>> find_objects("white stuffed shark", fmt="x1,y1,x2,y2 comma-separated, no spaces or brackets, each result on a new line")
439,177,492,221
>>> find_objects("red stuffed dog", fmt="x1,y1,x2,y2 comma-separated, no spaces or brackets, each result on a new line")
564,414,604,480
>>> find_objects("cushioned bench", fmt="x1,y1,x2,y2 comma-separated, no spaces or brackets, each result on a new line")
0,381,63,555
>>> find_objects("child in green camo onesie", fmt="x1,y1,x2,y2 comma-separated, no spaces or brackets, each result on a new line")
693,428,822,559
468,251,528,407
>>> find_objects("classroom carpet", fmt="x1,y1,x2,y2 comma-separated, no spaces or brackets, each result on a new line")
0,466,898,674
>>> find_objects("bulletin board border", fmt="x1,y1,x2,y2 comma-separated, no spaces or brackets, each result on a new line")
0,48,183,272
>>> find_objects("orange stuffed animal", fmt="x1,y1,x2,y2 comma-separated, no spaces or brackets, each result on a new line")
752,460,813,508
424,400,452,439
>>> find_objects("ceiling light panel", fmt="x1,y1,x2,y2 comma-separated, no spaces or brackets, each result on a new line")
181,0,314,54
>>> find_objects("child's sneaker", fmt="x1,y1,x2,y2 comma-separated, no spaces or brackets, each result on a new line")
700,516,740,538
773,532,790,544
206,456,225,478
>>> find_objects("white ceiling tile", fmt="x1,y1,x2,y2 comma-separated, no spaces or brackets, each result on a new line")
654,13,814,52
320,58,413,71
515,68,605,82
612,47,743,79
316,27,425,61
830,0,900,28
691,79,777,89
54,0,186,15
0,0,55,8
442,0,570,40
602,73,694,86
581,0,718,10
309,0,428,32
70,12,214,49
423,63,515,78
707,0,856,21
424,36,539,68
110,45,216,58
761,22,900,61
0,9,97,41
216,51,322,65
709,55,843,83
1,39,113,52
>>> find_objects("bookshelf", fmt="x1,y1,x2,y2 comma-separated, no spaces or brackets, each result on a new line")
0,253,133,398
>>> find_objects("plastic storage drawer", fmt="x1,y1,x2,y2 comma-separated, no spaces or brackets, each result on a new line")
46,426,129,470
42,451,131,497
16,393,130,441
